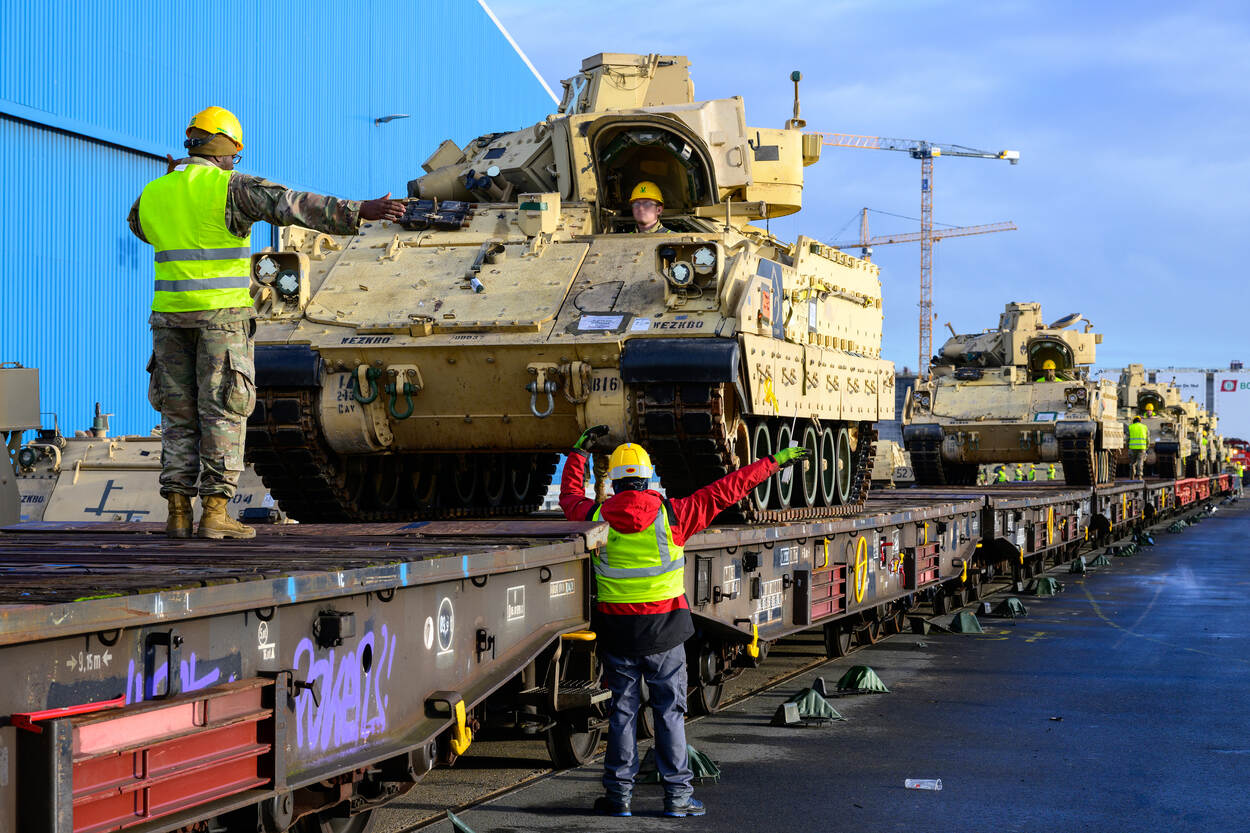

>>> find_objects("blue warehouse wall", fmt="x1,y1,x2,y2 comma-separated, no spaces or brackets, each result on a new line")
0,0,556,436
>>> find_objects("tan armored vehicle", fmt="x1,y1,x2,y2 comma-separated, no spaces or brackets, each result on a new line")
1189,409,1218,477
248,54,894,522
1,363,41,526
870,439,914,488
903,302,1123,486
1113,364,1187,478
15,406,278,524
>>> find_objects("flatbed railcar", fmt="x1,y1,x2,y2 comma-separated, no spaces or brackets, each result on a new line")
0,475,1234,832
0,521,608,833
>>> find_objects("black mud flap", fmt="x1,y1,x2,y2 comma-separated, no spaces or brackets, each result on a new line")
620,338,739,384
902,423,944,445
255,344,322,388
1054,420,1097,441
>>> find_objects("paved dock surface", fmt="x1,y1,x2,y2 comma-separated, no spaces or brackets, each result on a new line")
387,500,1250,832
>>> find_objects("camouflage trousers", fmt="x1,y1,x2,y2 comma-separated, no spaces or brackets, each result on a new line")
1130,450,1146,479
147,322,256,498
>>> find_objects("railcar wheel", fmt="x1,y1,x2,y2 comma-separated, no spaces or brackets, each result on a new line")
688,641,725,715
545,720,603,769
857,617,882,646
823,621,852,658
795,422,821,508
885,604,908,634
773,422,795,509
817,425,838,506
749,420,773,512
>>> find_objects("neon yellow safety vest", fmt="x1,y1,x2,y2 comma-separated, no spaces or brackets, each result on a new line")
995,469,1007,483
138,163,252,312
591,503,685,603
1127,422,1149,451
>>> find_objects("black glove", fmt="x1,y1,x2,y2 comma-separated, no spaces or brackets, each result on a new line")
773,446,811,468
573,425,610,453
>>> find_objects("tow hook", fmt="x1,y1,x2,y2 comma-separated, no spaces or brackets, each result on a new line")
385,365,424,420
526,364,558,418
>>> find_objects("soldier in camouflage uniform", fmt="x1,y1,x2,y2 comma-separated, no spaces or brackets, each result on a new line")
129,107,404,539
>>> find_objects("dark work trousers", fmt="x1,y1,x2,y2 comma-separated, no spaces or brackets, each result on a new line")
600,644,692,801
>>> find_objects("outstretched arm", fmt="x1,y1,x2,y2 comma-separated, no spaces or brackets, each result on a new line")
668,447,809,543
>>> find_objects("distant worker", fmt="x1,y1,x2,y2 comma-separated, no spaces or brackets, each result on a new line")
627,181,670,233
1015,463,1024,481
1026,463,1037,481
129,107,405,539
1036,359,1058,383
1047,463,1057,480
1144,402,1155,417
995,465,1008,483
560,426,809,818
1127,416,1149,478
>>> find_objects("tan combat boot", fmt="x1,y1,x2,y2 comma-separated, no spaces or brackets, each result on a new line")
196,495,256,539
166,494,193,539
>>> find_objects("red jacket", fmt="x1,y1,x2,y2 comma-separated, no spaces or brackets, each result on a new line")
560,450,778,544
560,449,778,656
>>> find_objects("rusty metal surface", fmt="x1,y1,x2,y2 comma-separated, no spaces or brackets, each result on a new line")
0,520,603,644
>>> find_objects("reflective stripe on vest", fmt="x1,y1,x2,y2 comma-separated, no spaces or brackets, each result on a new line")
591,504,685,603
1128,422,1149,451
138,164,252,312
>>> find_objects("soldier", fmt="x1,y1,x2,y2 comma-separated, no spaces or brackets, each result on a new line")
1036,359,1058,383
1127,416,1149,479
1026,463,1037,481
129,107,405,539
1048,463,1057,480
627,180,670,233
995,465,1009,483
1015,463,1024,481
560,426,808,818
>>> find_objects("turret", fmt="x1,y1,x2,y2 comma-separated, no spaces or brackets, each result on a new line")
932,302,1102,378
407,53,825,228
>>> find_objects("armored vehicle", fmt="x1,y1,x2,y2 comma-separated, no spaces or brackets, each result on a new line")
903,302,1123,486
248,54,894,523
870,439,914,487
1,363,41,526
1113,364,1188,478
15,405,278,524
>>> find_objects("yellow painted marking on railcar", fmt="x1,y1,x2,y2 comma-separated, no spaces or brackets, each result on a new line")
1048,507,1054,546
817,537,829,569
853,536,869,604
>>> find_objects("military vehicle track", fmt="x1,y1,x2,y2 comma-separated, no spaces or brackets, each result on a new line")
635,382,875,523
907,436,977,486
246,388,557,521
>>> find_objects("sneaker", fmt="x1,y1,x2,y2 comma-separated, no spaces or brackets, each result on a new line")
594,796,631,817
663,796,706,817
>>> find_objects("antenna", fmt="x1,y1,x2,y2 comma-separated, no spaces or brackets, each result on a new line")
787,71,806,129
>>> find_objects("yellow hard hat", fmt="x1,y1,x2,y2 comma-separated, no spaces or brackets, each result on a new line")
629,181,664,205
187,106,243,151
608,443,654,480
1042,359,1056,370
1145,402,1155,412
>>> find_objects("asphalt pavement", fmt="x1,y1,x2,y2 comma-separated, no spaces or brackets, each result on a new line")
397,499,1250,833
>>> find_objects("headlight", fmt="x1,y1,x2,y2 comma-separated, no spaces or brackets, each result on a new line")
913,391,931,410
16,447,38,469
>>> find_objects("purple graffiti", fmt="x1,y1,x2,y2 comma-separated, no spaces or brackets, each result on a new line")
125,652,235,704
293,624,397,752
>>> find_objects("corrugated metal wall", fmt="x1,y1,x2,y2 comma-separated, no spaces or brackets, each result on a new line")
1,0,556,436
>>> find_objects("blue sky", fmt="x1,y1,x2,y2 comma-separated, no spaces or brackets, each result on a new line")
487,0,1249,373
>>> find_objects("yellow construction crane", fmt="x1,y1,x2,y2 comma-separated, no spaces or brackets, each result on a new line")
830,209,1016,261
818,133,1019,376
